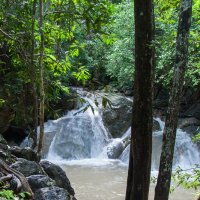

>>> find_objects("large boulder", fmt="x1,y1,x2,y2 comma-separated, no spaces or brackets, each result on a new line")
153,88,169,111
101,95,161,138
102,96,132,138
27,175,56,192
178,117,200,135
10,158,44,177
10,146,38,161
183,103,200,120
107,136,130,159
34,186,70,200
107,140,124,159
40,160,75,196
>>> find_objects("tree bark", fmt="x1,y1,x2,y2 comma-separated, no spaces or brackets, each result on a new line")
30,0,38,149
125,1,154,200
154,1,192,200
37,0,45,158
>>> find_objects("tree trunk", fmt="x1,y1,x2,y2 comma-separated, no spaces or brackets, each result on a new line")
154,1,192,200
37,0,45,158
125,1,154,200
30,0,38,149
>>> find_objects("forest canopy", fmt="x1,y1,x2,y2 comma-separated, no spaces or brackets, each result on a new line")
0,0,199,127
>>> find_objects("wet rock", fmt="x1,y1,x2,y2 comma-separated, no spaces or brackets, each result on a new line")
34,186,70,200
10,146,38,161
178,117,200,129
153,88,169,111
102,96,132,138
124,90,133,96
153,119,161,132
10,158,44,177
40,160,75,196
180,125,200,137
183,103,200,120
27,175,55,192
107,140,124,159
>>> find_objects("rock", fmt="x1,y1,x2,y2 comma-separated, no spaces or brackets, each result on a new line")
34,186,70,200
153,119,161,132
178,117,200,129
178,117,200,137
153,88,169,110
178,117,199,135
40,160,75,196
107,140,125,159
183,103,200,120
27,175,55,192
124,90,133,96
10,158,44,177
10,146,38,161
181,125,200,136
102,96,132,138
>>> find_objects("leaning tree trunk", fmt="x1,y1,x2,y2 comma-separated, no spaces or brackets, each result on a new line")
37,0,45,158
154,1,192,200
125,0,154,200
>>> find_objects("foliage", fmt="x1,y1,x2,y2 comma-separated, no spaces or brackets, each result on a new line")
0,189,31,200
171,166,200,193
193,133,200,143
0,0,113,126
105,2,134,90
93,0,200,90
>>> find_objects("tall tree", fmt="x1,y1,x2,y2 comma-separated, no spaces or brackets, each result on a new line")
30,0,38,149
37,0,45,157
125,0,154,199
154,0,193,200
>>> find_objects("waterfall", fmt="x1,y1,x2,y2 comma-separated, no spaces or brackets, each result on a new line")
46,89,200,170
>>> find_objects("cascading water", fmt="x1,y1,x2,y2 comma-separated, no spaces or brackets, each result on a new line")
42,89,199,200
46,89,200,171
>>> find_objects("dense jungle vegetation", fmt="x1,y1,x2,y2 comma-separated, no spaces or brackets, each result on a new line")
0,0,199,127
0,0,200,199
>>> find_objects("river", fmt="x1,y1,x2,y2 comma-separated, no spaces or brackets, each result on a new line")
44,159,195,200
44,89,199,200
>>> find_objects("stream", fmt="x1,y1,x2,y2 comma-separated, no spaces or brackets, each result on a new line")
43,89,199,200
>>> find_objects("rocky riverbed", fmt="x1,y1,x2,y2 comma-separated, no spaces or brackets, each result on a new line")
0,136,77,200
